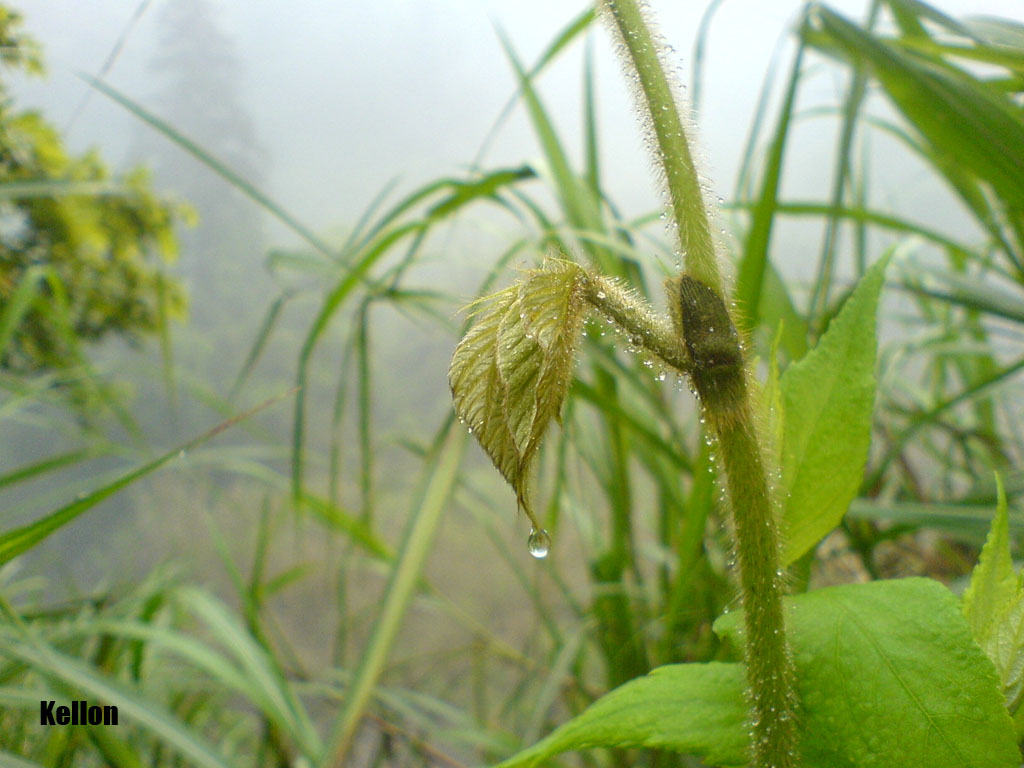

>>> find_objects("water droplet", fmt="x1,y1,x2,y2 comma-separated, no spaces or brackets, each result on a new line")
527,528,551,559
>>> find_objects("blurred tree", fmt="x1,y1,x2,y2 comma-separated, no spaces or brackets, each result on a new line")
0,5,187,375
132,0,267,327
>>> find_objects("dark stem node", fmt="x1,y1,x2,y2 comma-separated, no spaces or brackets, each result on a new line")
672,274,745,420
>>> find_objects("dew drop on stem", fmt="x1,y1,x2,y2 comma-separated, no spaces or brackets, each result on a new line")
527,528,551,559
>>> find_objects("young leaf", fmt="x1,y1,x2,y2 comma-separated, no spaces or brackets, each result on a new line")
492,662,749,768
963,475,1019,646
449,259,586,523
778,253,890,565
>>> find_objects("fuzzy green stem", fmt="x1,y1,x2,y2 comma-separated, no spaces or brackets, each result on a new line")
717,402,799,767
600,0,719,293
580,272,691,374
601,2,800,766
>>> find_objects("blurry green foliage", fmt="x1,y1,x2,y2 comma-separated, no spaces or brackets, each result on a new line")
0,5,188,375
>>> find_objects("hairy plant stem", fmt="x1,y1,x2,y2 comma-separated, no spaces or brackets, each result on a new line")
715,399,798,766
580,272,691,374
600,0,719,294
600,1,800,766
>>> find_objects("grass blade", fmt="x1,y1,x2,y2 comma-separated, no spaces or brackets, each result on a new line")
82,74,336,260
735,43,805,334
0,391,293,566
320,423,466,766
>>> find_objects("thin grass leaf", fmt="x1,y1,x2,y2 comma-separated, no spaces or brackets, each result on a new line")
473,8,596,168
291,220,423,499
85,722,145,768
691,0,727,120
496,32,613,276
0,449,97,491
176,587,322,759
735,42,805,335
0,391,293,566
228,292,295,403
867,355,1024,489
82,74,336,260
426,166,535,219
897,263,1024,324
320,424,466,766
355,301,373,522
733,200,977,259
807,1,879,326
803,6,1024,266
886,0,977,40
0,634,233,768
0,265,45,357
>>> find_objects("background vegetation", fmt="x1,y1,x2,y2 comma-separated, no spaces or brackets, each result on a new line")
1,0,1022,766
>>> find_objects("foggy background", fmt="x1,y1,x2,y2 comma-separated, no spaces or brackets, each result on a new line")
6,0,1021,595
19,0,1021,241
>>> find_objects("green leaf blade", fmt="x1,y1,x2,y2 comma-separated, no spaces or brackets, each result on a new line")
492,662,749,768
718,578,1019,768
496,579,1018,767
963,475,1018,646
779,254,890,564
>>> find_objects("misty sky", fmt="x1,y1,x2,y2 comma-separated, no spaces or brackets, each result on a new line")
12,0,1024,254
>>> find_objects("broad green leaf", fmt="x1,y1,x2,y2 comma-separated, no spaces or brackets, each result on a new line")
449,260,587,522
492,662,749,768
717,578,1018,768
779,254,890,564
963,475,1018,647
496,578,1017,767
